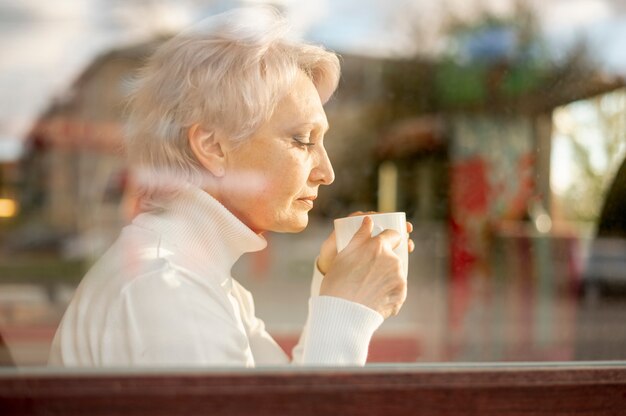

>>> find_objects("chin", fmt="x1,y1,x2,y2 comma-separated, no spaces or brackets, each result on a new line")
276,216,309,233
290,223,308,233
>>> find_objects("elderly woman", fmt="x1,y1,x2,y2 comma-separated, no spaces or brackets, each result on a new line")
49,7,410,367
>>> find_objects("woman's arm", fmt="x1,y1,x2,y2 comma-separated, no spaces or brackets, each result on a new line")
290,259,383,366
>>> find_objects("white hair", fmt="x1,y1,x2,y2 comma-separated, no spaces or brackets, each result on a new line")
124,6,340,207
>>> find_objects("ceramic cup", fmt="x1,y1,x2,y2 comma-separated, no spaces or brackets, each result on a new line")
333,212,408,279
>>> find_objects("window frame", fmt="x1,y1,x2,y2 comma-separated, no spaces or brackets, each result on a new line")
1,362,625,415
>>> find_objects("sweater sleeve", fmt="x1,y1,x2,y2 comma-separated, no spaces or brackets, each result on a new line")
291,259,384,366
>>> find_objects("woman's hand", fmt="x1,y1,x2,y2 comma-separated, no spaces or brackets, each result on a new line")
317,212,414,275
318,216,410,319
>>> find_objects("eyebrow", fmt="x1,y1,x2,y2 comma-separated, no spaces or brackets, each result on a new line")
292,121,330,134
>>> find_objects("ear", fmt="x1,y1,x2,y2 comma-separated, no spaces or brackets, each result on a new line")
187,123,226,177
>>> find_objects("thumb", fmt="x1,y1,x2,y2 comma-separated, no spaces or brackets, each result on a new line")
378,229,402,250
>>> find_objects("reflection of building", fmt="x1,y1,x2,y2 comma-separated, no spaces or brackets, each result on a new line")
376,56,624,281
370,54,624,360
20,41,162,259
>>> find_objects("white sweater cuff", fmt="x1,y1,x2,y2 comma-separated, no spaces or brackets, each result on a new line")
301,295,383,365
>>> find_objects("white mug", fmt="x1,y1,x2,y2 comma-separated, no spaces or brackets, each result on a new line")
333,212,408,279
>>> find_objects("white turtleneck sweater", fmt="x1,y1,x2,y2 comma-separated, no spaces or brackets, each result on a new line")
48,185,383,367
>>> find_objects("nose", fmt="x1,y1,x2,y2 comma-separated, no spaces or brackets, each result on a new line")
310,145,335,185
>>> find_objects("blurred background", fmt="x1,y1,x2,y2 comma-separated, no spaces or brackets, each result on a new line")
1,0,625,366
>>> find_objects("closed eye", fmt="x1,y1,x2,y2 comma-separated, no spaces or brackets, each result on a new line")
293,136,315,148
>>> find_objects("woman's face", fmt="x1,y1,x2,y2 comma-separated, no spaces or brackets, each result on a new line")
219,71,335,233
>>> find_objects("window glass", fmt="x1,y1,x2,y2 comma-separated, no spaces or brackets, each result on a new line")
1,0,625,368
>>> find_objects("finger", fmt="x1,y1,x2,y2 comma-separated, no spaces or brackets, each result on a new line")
377,228,402,249
319,230,339,274
406,221,413,233
348,210,377,217
408,239,415,253
351,216,374,243
322,230,337,251
326,230,338,253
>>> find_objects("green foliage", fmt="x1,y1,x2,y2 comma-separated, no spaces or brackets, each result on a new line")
384,1,562,113
500,64,545,97
556,89,626,222
563,139,606,221
0,256,86,283
435,60,487,106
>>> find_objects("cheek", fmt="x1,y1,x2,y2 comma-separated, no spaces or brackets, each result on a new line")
224,169,270,198
285,153,310,181
266,155,308,190
234,152,309,210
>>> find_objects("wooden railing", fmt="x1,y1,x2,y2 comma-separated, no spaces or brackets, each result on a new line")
1,363,625,415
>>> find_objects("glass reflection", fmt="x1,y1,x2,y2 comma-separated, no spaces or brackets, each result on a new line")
1,0,625,367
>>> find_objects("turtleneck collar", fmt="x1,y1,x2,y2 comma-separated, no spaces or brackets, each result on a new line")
131,184,267,281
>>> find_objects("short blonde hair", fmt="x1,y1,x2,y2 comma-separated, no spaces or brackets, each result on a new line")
125,6,340,206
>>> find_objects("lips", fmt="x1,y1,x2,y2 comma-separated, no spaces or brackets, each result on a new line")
297,195,317,208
